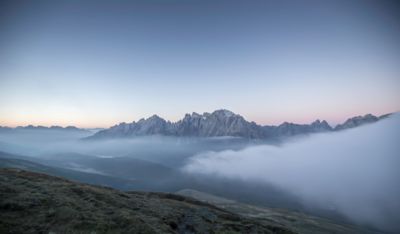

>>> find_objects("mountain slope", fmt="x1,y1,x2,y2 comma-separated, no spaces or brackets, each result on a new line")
0,156,143,190
177,189,382,234
0,168,295,234
0,151,188,192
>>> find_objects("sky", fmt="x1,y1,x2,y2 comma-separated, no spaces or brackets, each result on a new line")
1,0,399,128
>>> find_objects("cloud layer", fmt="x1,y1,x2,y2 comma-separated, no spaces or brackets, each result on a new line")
184,114,400,232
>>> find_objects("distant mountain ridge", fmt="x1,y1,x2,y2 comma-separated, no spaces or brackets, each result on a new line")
87,109,391,140
334,113,390,131
0,125,90,133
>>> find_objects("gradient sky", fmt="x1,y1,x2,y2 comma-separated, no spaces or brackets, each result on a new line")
1,0,399,128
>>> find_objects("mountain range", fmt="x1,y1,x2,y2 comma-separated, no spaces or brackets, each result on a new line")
0,125,90,133
87,109,391,140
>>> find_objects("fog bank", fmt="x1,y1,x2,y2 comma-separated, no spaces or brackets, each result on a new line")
183,114,400,232
0,129,257,168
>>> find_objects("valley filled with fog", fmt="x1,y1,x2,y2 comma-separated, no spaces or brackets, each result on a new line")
0,114,399,233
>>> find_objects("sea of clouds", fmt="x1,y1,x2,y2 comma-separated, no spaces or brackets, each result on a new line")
184,114,400,232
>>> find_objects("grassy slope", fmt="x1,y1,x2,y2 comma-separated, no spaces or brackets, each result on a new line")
177,189,383,234
0,168,295,234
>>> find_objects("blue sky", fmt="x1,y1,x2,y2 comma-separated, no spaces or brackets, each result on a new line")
1,0,399,127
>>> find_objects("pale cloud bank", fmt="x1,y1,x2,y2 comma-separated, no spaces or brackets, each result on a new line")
183,114,400,232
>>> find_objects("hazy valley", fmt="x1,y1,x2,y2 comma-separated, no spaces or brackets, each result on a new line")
0,110,398,233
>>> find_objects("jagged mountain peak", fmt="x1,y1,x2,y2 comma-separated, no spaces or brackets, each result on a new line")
311,119,321,124
148,114,164,120
183,109,239,120
191,112,202,118
311,119,332,128
138,114,166,124
183,112,201,119
211,109,236,117
334,113,379,130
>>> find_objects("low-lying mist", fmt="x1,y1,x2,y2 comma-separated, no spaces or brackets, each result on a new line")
183,114,400,232
0,129,257,167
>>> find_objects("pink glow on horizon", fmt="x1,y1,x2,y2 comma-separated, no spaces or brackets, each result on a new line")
1,108,398,129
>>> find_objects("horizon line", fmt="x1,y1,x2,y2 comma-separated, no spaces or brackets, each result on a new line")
1,109,396,129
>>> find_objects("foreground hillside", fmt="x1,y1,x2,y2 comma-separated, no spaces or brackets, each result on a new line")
177,189,381,234
0,168,294,234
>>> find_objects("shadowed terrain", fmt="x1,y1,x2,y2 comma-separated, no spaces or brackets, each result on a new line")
0,168,295,234
177,189,382,234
